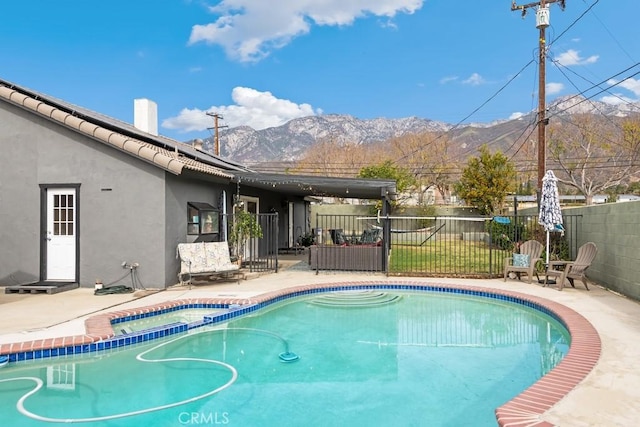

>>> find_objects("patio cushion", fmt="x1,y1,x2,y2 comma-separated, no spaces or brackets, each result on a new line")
203,241,239,272
178,243,208,274
359,228,382,245
177,241,239,275
513,254,530,267
504,240,544,284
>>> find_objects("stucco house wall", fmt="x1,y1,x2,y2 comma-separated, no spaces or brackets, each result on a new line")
2,100,161,286
0,100,229,288
1,101,42,283
163,175,226,284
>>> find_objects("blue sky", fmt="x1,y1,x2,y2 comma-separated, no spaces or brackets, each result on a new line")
2,0,638,142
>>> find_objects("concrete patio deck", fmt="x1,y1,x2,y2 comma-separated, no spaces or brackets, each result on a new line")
1,260,639,426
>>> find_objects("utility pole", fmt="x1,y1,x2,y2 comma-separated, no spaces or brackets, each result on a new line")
511,0,566,207
206,112,227,156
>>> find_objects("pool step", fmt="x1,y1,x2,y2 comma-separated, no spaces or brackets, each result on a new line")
310,290,401,307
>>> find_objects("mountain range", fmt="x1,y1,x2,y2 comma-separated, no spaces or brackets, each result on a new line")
199,95,640,167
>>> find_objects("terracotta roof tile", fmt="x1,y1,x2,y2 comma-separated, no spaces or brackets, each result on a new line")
0,84,232,180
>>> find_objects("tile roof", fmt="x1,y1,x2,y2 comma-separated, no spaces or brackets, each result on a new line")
0,81,233,179
0,78,396,200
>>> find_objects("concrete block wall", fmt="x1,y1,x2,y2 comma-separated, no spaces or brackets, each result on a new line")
564,201,640,301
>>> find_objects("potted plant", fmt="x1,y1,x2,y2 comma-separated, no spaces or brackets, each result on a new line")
229,209,263,265
296,232,315,247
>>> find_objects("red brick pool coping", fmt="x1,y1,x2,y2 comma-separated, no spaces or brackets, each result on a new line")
0,280,600,426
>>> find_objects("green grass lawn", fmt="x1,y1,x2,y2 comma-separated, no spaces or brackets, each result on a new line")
388,241,509,275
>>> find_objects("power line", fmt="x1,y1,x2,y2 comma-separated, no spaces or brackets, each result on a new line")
393,59,537,164
547,0,598,47
511,0,567,202
548,59,629,135
508,122,539,160
306,1,577,169
238,0,629,189
578,0,635,62
250,153,640,175
546,65,640,120
549,57,639,115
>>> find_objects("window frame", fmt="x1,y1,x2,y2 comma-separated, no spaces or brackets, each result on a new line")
187,202,219,236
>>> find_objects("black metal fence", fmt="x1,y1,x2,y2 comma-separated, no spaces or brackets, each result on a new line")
311,213,582,277
222,212,279,273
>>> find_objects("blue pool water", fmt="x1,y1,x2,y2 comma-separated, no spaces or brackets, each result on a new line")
113,308,223,335
0,290,569,426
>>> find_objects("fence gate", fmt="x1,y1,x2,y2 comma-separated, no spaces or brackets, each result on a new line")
224,212,279,273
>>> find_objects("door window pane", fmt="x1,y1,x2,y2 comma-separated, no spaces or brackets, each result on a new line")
53,194,74,236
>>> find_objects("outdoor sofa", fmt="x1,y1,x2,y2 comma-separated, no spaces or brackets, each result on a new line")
309,228,383,271
176,241,245,286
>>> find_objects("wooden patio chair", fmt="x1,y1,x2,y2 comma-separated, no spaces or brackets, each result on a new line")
504,240,544,284
544,242,598,291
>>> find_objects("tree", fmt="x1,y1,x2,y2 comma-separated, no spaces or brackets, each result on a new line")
547,114,640,204
291,138,347,177
292,137,383,178
387,132,454,205
454,145,516,215
358,160,416,211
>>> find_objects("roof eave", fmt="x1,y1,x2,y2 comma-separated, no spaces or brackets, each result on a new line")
0,82,233,180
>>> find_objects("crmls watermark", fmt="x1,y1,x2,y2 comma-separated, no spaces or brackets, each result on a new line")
178,411,230,425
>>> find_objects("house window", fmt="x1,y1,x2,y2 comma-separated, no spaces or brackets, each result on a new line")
187,202,219,235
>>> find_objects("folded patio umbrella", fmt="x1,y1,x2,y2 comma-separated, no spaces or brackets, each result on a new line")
538,170,564,266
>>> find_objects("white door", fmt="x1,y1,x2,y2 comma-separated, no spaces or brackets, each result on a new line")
46,188,77,281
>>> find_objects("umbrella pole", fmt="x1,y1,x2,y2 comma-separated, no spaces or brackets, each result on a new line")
546,230,550,266
542,230,557,285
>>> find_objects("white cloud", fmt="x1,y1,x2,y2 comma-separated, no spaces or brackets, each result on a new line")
380,18,399,30
607,77,640,97
462,73,485,86
546,82,564,95
162,87,321,132
439,75,458,84
554,49,599,66
188,0,424,62
509,112,525,120
600,94,636,105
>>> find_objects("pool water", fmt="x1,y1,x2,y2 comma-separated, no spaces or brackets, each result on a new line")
113,308,222,335
0,290,569,426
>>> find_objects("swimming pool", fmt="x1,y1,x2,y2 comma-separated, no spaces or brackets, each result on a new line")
113,307,224,335
0,286,570,426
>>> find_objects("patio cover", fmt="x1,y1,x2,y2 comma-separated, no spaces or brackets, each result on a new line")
232,171,397,200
